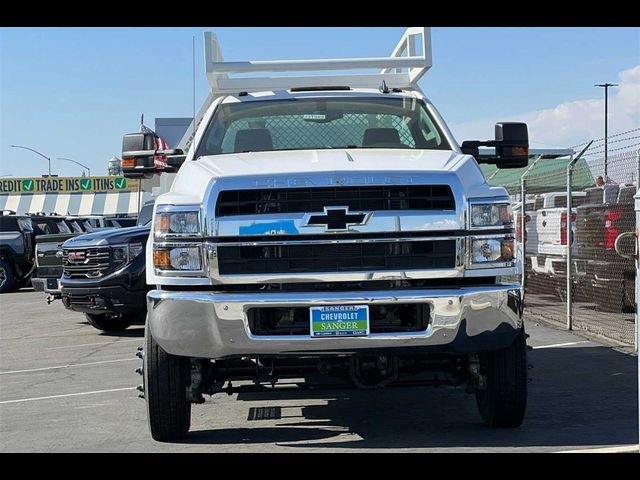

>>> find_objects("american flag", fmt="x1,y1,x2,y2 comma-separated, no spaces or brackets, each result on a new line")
140,124,169,170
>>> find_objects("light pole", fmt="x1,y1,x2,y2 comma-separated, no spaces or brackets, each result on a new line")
595,83,618,179
57,157,91,177
10,145,52,177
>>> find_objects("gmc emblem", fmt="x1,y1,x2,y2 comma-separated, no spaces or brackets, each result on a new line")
68,251,86,262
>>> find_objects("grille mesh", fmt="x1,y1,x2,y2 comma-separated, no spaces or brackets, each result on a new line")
216,185,455,216
217,240,456,275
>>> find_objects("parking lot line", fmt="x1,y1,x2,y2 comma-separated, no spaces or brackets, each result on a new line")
0,387,136,405
532,341,590,350
46,339,142,350
0,358,138,375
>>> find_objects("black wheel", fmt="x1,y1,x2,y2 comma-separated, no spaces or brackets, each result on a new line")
84,313,135,332
144,324,192,441
476,328,528,428
0,260,15,294
622,279,636,314
597,283,624,313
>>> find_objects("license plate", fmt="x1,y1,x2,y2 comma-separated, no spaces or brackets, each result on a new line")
46,278,59,290
310,305,369,338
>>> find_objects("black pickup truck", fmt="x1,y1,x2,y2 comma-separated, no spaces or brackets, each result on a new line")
31,217,96,295
1,212,81,293
573,183,636,312
59,201,153,332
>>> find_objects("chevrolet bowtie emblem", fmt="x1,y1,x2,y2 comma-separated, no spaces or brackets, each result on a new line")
303,206,370,231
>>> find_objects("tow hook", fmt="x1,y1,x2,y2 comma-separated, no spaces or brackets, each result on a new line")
467,354,486,393
186,361,206,404
46,295,57,305
349,355,399,389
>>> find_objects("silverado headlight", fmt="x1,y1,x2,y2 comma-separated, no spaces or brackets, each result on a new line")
154,207,201,239
154,245,203,272
470,237,516,266
112,242,144,268
469,202,513,229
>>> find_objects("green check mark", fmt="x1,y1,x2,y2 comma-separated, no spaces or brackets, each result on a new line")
80,178,92,191
22,179,34,192
114,177,126,189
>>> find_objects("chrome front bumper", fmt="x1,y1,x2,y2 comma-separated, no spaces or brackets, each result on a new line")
147,284,523,359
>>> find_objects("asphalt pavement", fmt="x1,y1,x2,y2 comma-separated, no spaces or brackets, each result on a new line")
0,288,637,452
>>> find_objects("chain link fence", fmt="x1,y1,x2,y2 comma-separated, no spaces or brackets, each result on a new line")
489,131,640,347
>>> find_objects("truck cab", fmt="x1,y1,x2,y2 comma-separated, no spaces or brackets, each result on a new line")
122,28,531,441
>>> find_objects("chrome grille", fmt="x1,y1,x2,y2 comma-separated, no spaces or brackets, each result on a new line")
62,247,111,279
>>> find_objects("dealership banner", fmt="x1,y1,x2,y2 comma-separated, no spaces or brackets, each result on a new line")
0,176,149,216
0,176,140,194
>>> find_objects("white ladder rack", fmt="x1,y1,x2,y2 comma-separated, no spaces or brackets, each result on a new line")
178,27,431,151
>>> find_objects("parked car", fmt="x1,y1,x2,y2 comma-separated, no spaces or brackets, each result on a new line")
573,183,636,312
31,216,95,296
527,191,586,297
81,214,137,230
59,201,153,331
0,211,35,293
1,211,79,293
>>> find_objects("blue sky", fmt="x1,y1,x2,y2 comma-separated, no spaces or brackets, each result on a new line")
1,27,638,178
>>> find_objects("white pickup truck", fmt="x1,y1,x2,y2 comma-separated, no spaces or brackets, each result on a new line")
529,191,586,279
122,28,531,441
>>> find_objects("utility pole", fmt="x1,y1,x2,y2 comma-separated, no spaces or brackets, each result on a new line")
57,157,91,177
595,83,618,179
10,145,52,176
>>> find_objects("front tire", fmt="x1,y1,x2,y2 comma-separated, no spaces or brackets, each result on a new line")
0,260,16,294
475,328,528,427
84,313,135,332
144,324,191,441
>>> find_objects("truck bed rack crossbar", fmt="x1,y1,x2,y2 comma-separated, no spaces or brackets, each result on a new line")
177,27,431,153
205,27,431,94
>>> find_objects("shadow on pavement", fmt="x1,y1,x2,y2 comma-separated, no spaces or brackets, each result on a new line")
179,345,638,449
99,327,145,338
177,427,343,445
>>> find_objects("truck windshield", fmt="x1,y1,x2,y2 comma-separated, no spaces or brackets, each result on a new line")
68,220,83,233
197,96,450,156
56,221,71,234
137,203,154,226
80,220,94,232
17,218,33,232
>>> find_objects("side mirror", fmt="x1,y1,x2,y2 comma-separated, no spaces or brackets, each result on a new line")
462,122,529,169
121,132,186,179
494,122,529,168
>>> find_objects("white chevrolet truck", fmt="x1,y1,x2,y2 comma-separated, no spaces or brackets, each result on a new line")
122,28,530,441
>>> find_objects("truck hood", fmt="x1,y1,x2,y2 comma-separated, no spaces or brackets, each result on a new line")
196,149,463,177
35,232,81,245
163,148,508,205
62,225,150,248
